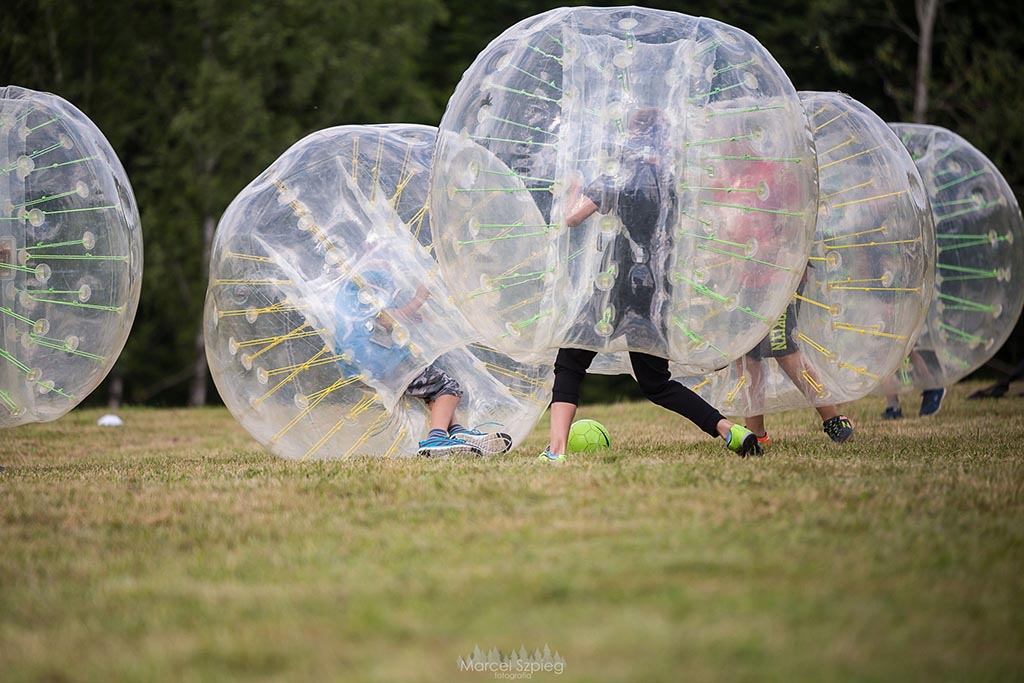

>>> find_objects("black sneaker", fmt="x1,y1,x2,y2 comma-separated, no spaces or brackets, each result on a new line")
823,415,854,443
919,388,946,416
881,405,903,420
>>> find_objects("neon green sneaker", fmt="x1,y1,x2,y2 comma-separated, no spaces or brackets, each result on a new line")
537,447,567,463
726,424,763,457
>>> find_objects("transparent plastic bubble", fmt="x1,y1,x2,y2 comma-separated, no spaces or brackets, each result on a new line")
612,52,633,69
431,6,816,371
205,124,552,460
16,155,34,178
756,180,770,201
671,92,937,414
881,123,1024,393
0,86,142,428
598,215,618,235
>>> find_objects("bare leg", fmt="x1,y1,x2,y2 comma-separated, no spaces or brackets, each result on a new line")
777,352,816,397
429,394,460,432
746,414,767,436
714,418,736,439
908,350,934,387
815,404,839,421
776,352,839,420
549,401,577,455
743,355,767,436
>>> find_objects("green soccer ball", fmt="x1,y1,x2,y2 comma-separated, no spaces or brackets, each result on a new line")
567,419,611,452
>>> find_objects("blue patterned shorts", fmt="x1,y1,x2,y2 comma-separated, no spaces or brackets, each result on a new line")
405,365,463,402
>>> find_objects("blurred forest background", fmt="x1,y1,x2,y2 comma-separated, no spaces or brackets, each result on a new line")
2,0,1021,407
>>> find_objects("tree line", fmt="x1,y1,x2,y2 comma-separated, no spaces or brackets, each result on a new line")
2,0,1020,407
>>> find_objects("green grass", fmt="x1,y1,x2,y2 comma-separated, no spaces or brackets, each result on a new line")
2,382,1023,682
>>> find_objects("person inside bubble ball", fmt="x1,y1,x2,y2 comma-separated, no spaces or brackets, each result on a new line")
576,106,675,350
538,107,762,462
882,350,946,419
720,160,854,447
740,291,855,448
333,268,512,457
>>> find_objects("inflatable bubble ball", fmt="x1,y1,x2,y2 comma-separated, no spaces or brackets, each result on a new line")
431,6,817,371
1,85,143,427
675,92,935,415
205,124,551,460
883,123,1024,394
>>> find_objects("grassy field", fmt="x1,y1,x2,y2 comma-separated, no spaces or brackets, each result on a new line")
2,381,1023,682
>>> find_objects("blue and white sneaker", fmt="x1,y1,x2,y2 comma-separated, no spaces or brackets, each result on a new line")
537,447,566,463
449,425,513,455
417,435,481,458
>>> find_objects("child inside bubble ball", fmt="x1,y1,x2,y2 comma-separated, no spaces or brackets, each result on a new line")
721,160,854,447
740,292,855,448
333,268,512,457
539,107,762,461
882,350,946,419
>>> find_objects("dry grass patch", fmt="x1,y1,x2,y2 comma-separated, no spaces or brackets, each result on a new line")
1,383,1023,681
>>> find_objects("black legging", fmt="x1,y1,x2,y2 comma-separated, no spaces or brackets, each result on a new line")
552,348,725,438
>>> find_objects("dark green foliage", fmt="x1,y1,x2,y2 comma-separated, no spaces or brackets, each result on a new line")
1,0,1020,404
